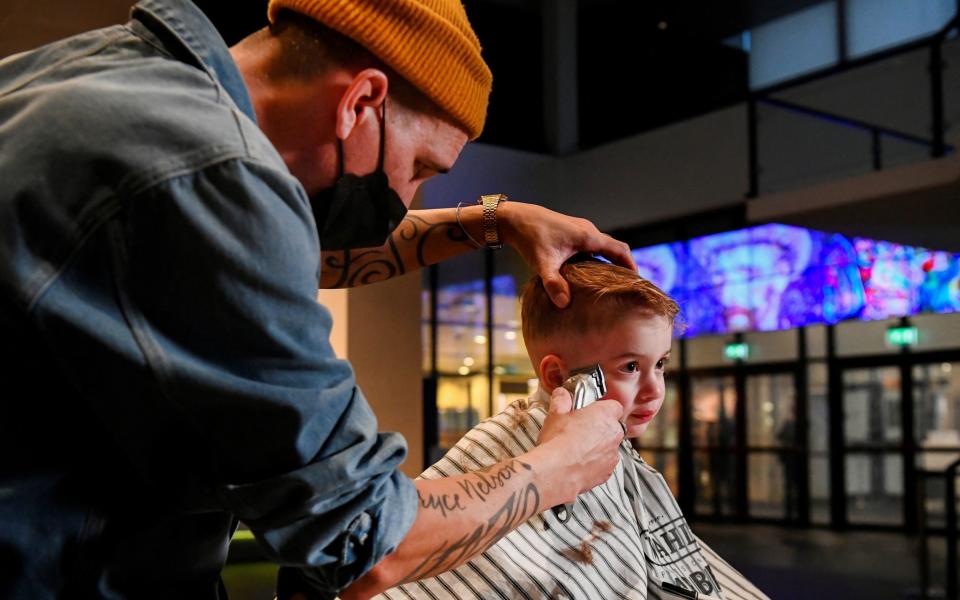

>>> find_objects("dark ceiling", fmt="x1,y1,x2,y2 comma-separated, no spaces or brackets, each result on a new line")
195,0,829,153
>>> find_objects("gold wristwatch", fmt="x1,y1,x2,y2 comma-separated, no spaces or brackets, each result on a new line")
478,193,508,250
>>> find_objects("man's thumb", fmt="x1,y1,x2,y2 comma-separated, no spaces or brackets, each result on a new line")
550,386,573,414
543,274,571,308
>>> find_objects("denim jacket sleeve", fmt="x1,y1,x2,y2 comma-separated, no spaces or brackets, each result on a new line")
32,155,418,594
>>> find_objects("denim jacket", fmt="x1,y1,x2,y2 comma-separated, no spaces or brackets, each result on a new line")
0,0,416,597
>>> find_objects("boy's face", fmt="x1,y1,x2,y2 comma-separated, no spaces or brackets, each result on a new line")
557,313,673,439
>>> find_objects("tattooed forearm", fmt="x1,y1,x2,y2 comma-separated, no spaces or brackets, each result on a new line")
319,211,473,289
402,482,541,583
418,490,467,518
458,460,531,503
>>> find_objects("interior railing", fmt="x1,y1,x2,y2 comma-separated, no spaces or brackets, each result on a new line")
747,13,960,198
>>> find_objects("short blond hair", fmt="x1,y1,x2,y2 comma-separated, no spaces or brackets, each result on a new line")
521,261,679,349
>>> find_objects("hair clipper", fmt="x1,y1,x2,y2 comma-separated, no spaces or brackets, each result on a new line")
550,364,606,523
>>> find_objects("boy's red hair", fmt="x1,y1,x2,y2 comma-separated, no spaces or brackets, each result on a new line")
521,261,679,348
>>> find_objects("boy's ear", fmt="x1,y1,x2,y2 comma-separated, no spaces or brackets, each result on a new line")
538,354,567,392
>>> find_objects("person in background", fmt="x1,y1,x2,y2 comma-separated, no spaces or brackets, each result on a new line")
377,259,769,599
0,0,635,598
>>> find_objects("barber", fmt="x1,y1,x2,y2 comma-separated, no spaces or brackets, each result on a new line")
0,0,632,598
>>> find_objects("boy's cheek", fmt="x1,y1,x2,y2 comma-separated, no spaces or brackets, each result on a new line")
602,394,631,414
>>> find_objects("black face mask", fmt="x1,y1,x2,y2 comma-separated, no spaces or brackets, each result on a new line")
310,102,407,250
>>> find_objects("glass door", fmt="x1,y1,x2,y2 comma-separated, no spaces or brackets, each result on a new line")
745,372,798,520
637,378,680,495
914,361,960,531
691,375,738,518
842,366,904,526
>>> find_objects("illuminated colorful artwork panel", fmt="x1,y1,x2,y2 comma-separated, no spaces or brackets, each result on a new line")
632,224,960,336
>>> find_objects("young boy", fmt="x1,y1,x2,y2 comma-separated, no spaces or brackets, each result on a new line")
377,260,768,600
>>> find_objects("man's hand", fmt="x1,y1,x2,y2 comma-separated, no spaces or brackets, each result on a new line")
536,386,624,503
498,202,636,308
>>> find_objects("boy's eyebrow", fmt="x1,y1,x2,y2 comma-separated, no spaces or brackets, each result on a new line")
608,349,671,360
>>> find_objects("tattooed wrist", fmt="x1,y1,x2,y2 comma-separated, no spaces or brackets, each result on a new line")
418,490,467,518
320,213,473,288
458,460,532,503
402,482,541,583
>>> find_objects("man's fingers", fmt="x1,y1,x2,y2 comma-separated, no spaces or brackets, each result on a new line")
594,236,636,272
550,387,573,414
542,273,571,308
593,398,624,421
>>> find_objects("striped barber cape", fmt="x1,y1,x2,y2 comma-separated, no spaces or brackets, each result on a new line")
377,394,769,600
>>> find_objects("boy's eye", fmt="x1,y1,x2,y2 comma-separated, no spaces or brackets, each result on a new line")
622,361,639,373
656,358,669,371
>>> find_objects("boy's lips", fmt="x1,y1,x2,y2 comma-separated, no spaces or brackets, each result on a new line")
632,409,659,424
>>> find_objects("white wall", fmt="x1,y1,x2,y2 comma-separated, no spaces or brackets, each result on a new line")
346,272,424,477
422,104,750,232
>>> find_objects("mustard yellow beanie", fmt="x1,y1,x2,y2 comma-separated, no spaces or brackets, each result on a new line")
267,0,493,139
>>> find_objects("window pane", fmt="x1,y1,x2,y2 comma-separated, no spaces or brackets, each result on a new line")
843,367,902,445
918,466,960,530
691,375,737,448
748,452,800,520
809,363,829,452
810,455,831,524
493,249,534,398
437,375,488,450
846,452,903,525
808,362,832,525
694,450,738,518
747,373,796,447
846,0,955,59
914,362,960,452
640,450,679,497
640,379,679,448
750,2,839,89
436,254,489,376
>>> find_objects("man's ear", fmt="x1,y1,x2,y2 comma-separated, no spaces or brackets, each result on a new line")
335,68,389,140
538,354,568,392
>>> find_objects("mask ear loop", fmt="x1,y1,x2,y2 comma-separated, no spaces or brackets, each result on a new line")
377,99,387,172
336,100,386,176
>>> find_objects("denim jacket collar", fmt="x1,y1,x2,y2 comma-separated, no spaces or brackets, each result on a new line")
131,0,256,123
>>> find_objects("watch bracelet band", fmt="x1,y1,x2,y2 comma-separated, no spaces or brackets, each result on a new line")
478,193,507,249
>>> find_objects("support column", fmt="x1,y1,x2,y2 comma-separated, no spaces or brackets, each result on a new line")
541,0,579,155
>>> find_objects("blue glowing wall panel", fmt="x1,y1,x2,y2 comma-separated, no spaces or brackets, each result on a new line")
749,1,839,89
845,0,956,59
633,224,960,337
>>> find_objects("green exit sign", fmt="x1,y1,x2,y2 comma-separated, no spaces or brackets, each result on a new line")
886,325,918,347
724,342,750,361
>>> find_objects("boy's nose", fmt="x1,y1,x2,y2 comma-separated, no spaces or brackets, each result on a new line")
639,374,663,399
